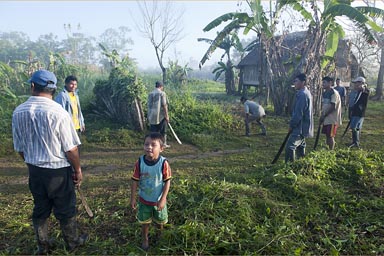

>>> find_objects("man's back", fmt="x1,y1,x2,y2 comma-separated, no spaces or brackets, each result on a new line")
244,100,265,117
148,88,167,125
12,96,79,168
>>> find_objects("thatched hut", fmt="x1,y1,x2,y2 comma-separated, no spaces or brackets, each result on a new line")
237,31,359,95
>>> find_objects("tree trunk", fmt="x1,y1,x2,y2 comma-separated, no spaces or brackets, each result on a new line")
372,46,384,100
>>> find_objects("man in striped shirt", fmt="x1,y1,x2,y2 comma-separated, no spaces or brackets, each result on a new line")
12,70,88,254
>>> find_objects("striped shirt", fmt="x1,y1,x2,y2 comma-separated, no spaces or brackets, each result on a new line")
147,88,167,125
12,96,80,169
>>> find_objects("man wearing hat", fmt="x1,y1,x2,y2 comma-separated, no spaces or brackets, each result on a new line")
12,70,88,253
348,76,369,148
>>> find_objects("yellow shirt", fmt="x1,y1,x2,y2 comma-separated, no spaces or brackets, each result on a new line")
69,92,80,130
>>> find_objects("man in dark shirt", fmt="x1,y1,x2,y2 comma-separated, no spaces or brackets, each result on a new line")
348,76,369,148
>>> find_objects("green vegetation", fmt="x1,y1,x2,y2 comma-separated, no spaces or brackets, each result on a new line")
1,79,383,255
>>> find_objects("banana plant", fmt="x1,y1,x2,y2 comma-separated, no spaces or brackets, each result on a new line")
198,32,243,94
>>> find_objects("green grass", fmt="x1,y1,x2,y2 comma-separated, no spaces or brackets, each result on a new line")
1,84,384,254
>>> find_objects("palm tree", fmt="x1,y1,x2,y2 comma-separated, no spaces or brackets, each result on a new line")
200,0,384,114
198,31,243,95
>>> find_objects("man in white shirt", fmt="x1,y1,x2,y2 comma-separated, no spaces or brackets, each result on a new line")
12,70,88,253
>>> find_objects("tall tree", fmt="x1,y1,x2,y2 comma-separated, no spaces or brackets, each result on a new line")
135,0,184,84
362,0,384,100
200,0,384,115
62,23,97,66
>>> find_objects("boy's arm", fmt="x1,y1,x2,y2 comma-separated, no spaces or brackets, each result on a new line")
130,180,138,210
157,179,170,211
130,159,141,210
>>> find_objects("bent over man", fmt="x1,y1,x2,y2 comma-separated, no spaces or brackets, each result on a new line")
240,96,267,136
12,70,88,254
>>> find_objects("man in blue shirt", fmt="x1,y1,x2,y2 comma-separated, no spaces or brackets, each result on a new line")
334,78,346,109
285,73,314,162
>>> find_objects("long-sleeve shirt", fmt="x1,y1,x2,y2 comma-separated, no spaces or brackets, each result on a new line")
55,88,85,130
290,87,314,137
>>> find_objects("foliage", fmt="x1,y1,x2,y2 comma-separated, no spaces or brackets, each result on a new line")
91,67,146,130
166,60,191,89
167,90,234,147
1,133,383,254
198,32,242,95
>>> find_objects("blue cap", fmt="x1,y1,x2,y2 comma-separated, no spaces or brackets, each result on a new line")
28,70,57,89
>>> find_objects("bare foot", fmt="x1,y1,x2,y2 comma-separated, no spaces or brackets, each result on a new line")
141,240,149,251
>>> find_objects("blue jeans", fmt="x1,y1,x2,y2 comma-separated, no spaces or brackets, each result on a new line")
350,116,364,130
350,116,364,145
285,134,306,162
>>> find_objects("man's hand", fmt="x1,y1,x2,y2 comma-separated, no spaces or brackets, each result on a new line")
72,169,83,187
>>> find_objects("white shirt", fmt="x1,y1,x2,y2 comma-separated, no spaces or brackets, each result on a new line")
12,96,80,169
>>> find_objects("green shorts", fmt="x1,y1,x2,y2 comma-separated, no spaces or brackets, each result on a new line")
137,201,168,224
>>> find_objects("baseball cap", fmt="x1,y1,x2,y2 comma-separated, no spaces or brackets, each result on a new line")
352,76,366,83
28,70,57,89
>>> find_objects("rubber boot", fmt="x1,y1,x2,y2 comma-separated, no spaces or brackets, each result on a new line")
285,149,295,163
296,146,305,159
350,129,360,148
33,218,50,255
60,217,88,251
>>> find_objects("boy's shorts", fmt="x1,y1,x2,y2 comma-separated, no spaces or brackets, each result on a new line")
137,201,168,224
322,124,338,138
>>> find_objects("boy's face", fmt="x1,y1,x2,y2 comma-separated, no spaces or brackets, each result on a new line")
144,137,163,161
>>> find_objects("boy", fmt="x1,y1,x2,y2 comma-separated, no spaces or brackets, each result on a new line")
130,132,172,251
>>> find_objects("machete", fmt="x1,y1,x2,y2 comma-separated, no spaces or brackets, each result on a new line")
271,131,291,164
341,120,351,138
168,123,182,144
77,186,94,218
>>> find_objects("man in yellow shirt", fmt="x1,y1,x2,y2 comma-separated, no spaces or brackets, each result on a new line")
55,75,85,133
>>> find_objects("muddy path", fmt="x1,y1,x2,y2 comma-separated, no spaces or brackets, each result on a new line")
0,144,252,187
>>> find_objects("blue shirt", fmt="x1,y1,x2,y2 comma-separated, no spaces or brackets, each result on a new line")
132,155,172,205
290,87,314,137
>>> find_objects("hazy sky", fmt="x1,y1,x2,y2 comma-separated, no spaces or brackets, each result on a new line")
0,1,252,69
